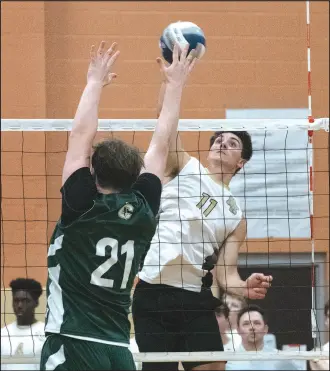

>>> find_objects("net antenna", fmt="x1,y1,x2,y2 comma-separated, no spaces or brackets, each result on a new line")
305,0,318,347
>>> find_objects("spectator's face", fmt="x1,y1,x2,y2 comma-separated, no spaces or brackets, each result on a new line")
326,309,329,330
238,311,268,347
12,290,36,324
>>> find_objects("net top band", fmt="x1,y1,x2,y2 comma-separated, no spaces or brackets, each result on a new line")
1,118,329,132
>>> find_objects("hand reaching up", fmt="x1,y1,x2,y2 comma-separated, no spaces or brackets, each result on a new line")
156,43,196,88
87,41,120,87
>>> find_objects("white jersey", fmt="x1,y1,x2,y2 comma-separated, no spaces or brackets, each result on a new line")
1,321,45,370
139,157,242,292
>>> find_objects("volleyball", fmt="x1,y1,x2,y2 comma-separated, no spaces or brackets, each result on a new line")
159,21,206,64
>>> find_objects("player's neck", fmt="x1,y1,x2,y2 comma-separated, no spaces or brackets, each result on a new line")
16,317,37,327
207,164,233,188
96,185,118,194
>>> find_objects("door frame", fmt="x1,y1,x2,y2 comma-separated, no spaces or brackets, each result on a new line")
238,252,328,346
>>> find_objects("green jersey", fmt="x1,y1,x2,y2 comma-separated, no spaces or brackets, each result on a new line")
45,187,157,346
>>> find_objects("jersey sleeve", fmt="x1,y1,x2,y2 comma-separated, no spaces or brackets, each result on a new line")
60,167,98,226
132,173,162,216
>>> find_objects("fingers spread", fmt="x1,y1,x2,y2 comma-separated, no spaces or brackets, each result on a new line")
97,41,106,56
107,42,117,55
90,45,96,62
185,49,196,68
156,57,165,71
180,44,190,62
107,50,120,68
188,57,197,72
172,43,179,64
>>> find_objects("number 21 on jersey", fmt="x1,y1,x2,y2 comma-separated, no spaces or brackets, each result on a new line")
90,238,134,289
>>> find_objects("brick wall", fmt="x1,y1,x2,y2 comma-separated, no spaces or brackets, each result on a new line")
1,1,329,295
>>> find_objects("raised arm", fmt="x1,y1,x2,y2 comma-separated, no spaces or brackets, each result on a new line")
142,44,196,182
216,218,273,299
156,82,190,179
62,41,120,185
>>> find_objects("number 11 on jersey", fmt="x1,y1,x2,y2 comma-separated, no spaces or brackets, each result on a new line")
196,192,218,217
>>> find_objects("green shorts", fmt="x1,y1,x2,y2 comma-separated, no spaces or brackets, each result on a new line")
40,334,135,370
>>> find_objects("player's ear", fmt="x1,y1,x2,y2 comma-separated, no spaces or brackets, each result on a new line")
236,158,246,170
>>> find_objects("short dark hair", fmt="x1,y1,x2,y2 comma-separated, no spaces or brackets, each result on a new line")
209,131,253,172
215,303,230,319
325,300,329,317
10,278,42,302
91,139,144,190
237,305,267,326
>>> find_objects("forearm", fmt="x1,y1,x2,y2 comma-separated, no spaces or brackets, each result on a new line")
217,269,247,298
150,83,183,150
71,81,103,139
157,82,184,153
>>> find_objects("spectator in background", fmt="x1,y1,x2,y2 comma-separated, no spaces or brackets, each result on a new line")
222,292,246,349
215,303,237,351
1,278,45,370
309,299,329,371
322,299,329,352
226,305,300,370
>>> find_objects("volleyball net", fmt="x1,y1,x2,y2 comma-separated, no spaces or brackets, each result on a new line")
1,118,329,367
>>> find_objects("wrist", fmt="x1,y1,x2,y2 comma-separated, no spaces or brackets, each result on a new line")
86,80,104,88
166,81,184,91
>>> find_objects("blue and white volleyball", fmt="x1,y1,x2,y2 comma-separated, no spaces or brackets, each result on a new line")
159,21,206,64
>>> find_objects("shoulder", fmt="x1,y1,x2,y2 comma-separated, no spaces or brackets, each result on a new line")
1,322,15,335
165,156,203,183
181,156,203,173
34,321,45,331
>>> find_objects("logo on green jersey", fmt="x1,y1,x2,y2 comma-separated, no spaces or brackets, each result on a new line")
226,196,238,215
118,203,134,220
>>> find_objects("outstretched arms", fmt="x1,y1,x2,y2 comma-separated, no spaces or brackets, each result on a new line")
156,83,190,179
142,44,196,182
62,41,120,186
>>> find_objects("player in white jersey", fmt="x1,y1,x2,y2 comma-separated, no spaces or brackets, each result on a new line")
132,83,273,371
1,278,45,370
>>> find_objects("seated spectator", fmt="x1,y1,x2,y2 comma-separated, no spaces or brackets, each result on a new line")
309,299,329,371
1,278,45,370
322,299,329,352
226,305,300,370
215,303,238,351
222,292,245,349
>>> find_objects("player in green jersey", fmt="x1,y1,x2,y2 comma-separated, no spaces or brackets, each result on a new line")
40,41,197,370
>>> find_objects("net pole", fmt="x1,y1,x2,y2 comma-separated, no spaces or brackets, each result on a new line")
306,0,318,345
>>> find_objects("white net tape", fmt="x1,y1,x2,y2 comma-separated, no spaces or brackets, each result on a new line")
1,350,329,365
1,118,329,132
